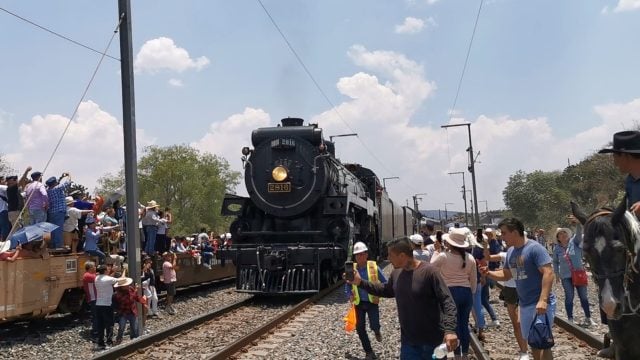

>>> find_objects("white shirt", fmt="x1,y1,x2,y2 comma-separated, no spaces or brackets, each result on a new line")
499,252,517,288
95,274,118,306
63,207,82,232
198,232,209,244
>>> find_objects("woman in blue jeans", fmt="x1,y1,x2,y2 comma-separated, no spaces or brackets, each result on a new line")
431,229,477,357
552,220,595,326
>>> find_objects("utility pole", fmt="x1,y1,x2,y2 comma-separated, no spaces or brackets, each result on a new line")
444,202,454,226
448,172,468,227
441,123,480,228
118,0,142,334
479,200,489,225
382,176,399,190
413,193,427,233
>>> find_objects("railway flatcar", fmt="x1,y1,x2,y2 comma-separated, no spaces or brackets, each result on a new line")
221,118,416,294
0,249,234,324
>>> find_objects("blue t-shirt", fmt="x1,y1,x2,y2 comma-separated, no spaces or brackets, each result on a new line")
626,175,640,208
504,240,553,306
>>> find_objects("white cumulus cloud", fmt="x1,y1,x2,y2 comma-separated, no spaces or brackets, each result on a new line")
188,43,640,212
5,101,154,192
191,108,272,187
395,17,429,34
168,78,184,87
134,37,210,74
613,0,640,12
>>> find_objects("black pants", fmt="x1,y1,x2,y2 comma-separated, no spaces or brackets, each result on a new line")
95,305,114,346
355,301,380,354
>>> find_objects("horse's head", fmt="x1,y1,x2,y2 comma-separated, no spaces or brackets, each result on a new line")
572,199,640,320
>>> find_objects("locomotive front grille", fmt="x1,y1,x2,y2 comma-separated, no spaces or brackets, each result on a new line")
237,266,318,294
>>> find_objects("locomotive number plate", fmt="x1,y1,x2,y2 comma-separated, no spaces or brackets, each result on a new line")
268,182,291,192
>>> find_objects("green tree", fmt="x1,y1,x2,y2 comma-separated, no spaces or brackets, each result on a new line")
0,153,14,176
559,153,624,209
95,169,125,196
503,170,571,229
137,145,240,235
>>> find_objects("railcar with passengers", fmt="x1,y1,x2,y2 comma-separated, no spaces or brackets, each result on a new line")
221,118,416,294
0,247,234,324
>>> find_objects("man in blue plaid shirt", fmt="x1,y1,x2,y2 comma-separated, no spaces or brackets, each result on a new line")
46,173,71,249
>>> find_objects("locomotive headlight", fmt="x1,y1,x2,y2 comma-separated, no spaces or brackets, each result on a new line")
271,166,288,182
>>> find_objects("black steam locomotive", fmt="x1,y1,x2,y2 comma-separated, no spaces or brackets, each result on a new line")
222,118,416,294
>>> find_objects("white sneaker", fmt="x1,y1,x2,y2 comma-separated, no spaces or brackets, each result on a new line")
518,352,530,360
582,318,597,327
487,319,501,327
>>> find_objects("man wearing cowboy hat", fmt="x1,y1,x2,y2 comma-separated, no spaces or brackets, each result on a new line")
113,277,144,344
63,196,93,253
141,200,163,255
599,130,640,216
45,172,71,249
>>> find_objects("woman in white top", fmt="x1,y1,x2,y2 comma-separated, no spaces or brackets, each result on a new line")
430,228,477,357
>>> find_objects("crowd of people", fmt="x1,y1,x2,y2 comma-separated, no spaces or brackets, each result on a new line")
346,216,598,360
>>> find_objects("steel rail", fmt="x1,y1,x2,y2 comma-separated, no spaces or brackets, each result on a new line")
469,329,491,360
493,283,604,350
93,297,253,360
207,281,344,360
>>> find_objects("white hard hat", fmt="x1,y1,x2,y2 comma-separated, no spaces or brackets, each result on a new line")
353,242,368,254
226,233,232,239
409,234,424,245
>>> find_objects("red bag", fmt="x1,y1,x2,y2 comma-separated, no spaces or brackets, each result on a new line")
571,269,588,287
564,251,588,286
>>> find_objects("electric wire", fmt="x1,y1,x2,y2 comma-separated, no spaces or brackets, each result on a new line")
442,0,484,211
256,0,413,192
0,6,120,61
7,13,125,239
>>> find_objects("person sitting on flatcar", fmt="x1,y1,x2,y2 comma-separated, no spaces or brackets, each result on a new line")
1,239,46,261
202,240,214,269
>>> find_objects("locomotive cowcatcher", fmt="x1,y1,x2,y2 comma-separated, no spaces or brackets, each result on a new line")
222,118,415,294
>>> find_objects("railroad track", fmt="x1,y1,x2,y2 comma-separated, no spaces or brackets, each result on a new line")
94,282,342,360
470,283,604,359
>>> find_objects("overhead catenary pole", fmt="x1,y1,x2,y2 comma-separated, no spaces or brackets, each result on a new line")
441,123,480,228
118,0,142,331
448,172,468,227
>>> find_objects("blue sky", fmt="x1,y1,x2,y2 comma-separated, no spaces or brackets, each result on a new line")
1,0,640,215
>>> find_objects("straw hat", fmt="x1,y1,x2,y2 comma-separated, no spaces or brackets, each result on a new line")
65,196,74,205
555,227,573,239
445,228,470,248
114,277,133,288
146,200,160,209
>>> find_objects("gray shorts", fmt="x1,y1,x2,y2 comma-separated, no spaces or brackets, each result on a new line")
165,282,176,296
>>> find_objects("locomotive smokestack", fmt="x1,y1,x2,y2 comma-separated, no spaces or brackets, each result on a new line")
281,117,304,127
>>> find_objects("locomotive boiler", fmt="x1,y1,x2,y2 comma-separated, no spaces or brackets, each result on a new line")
222,118,416,294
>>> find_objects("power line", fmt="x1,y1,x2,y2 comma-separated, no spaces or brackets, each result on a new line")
447,0,484,120
0,6,120,61
255,0,409,187
7,13,124,238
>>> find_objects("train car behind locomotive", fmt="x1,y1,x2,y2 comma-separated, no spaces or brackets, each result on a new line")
222,118,416,294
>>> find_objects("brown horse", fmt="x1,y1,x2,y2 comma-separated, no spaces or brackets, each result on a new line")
571,199,640,360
